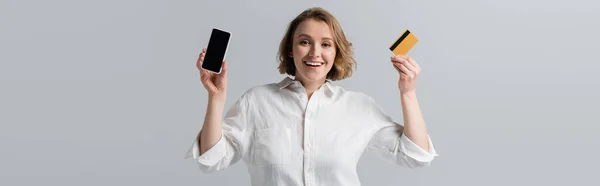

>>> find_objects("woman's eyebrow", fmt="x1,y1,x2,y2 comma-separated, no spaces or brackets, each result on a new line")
297,33,333,40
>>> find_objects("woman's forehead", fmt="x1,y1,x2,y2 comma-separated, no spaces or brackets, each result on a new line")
293,19,334,39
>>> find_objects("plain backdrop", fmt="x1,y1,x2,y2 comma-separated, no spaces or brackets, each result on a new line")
1,0,599,185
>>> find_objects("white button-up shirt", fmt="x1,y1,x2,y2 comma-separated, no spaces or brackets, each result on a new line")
184,77,439,186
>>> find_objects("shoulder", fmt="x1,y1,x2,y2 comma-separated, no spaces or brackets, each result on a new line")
225,82,279,112
332,85,392,122
328,84,378,106
237,82,282,101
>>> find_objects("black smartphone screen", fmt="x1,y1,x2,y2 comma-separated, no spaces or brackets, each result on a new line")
202,28,231,73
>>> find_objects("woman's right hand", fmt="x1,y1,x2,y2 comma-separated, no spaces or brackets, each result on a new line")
196,48,228,100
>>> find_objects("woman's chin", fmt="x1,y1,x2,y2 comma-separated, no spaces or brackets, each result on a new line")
298,72,327,82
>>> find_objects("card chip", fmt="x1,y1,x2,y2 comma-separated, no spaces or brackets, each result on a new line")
389,30,418,56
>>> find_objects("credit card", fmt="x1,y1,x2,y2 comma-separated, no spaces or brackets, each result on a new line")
389,30,418,56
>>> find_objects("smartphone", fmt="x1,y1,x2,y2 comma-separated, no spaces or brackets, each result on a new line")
201,28,231,74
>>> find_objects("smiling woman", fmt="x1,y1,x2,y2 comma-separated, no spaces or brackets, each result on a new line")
188,7,438,186
277,8,356,85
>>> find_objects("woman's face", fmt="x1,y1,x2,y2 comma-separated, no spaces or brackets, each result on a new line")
291,19,336,83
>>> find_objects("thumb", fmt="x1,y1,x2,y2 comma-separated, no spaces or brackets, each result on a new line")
221,60,228,76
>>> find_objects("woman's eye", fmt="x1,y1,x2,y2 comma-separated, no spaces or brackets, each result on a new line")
322,43,332,47
300,40,309,45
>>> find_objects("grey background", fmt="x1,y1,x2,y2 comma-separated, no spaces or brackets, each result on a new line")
1,0,598,185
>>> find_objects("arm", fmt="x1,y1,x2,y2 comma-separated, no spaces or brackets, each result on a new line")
365,94,437,168
392,55,431,152
363,55,438,168
196,47,229,155
184,94,248,173
199,95,226,155
185,48,246,173
400,92,430,152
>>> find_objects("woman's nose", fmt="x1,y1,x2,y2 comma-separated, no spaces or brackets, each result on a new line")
309,46,321,58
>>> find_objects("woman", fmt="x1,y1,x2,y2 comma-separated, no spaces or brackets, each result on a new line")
185,7,438,186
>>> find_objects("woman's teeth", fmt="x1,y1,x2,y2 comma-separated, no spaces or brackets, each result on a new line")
304,61,323,66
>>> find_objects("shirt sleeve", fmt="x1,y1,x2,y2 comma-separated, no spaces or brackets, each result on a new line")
365,96,439,168
183,93,249,173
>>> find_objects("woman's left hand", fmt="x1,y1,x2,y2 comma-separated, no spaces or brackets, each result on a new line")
391,55,421,95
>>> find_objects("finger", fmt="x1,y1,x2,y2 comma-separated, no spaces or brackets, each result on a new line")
391,54,406,60
200,68,209,82
402,59,417,72
391,55,406,63
391,55,415,71
197,48,206,66
197,55,204,70
394,63,408,75
391,57,415,73
198,49,207,59
221,61,228,76
391,61,406,71
399,63,411,75
391,55,409,64
407,57,420,69
390,57,401,62
392,63,401,74
197,51,207,69
197,58,209,77
199,67,208,77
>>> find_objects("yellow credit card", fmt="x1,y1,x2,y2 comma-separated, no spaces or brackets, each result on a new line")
389,30,418,56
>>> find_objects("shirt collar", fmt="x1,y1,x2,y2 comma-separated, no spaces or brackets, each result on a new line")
277,76,337,95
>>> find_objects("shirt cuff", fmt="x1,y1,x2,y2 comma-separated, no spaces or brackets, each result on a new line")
399,133,439,162
187,133,227,166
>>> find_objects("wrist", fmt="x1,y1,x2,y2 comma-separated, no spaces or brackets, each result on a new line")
208,93,226,103
400,91,417,99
